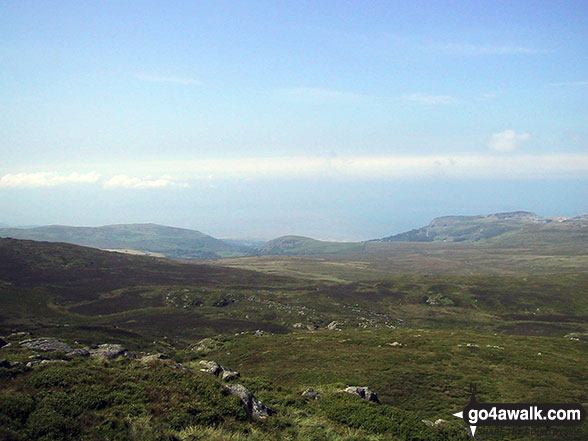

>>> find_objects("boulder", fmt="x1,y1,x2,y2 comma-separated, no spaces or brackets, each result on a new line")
89,344,136,360
387,341,403,347
341,386,380,403
140,353,171,363
221,369,240,381
292,323,305,329
199,360,223,375
225,384,274,419
327,321,340,331
19,338,73,353
199,360,240,380
301,387,321,400
254,330,265,337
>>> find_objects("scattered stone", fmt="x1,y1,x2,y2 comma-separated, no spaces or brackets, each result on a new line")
199,360,223,375
40,359,67,365
66,348,90,358
341,386,380,403
221,369,240,381
327,321,340,331
89,344,136,360
422,420,434,426
28,354,47,360
306,324,318,331
213,298,232,307
301,388,321,400
485,345,504,350
19,338,73,353
140,353,171,363
10,331,30,338
292,323,305,329
387,341,403,347
434,419,448,427
225,384,275,419
254,330,265,337
199,360,240,380
192,337,219,352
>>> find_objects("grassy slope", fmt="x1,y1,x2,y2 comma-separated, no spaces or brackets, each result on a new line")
1,238,588,440
0,223,247,259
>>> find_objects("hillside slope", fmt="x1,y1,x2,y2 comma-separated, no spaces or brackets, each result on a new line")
378,211,588,244
0,223,248,259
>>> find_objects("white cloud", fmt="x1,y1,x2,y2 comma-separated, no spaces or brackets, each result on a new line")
550,80,588,87
147,154,588,180
103,174,188,189
488,130,530,152
0,171,101,188
135,73,200,85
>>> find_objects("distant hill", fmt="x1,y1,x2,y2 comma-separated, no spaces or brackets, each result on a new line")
377,211,588,244
256,235,362,255
0,223,248,259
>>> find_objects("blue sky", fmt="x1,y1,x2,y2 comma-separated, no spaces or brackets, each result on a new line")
1,1,587,239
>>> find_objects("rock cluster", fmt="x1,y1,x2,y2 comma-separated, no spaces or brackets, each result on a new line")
301,387,321,400
340,386,380,403
19,338,73,352
225,384,274,419
198,360,240,380
88,344,136,360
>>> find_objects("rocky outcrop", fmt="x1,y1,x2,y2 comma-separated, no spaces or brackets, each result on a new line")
88,344,136,360
225,384,274,419
199,360,223,375
140,353,171,363
199,360,240,380
19,338,73,352
301,387,321,400
341,386,380,403
66,348,90,358
0,337,7,348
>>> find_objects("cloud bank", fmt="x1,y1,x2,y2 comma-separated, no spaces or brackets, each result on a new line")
0,172,101,188
488,130,530,152
1,154,587,190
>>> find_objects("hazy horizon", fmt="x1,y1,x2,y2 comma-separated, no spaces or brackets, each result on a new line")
2,1,587,240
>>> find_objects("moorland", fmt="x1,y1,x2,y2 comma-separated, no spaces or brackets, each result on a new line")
0,212,587,441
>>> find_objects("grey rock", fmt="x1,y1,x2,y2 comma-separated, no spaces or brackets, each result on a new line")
199,360,240,380
254,330,265,337
28,354,47,360
0,338,7,348
327,321,340,331
434,419,448,427
199,360,223,375
387,341,403,347
221,369,240,381
225,384,274,419
301,387,321,400
341,386,380,403
306,324,318,331
26,361,39,368
19,338,73,352
40,359,67,365
89,344,136,360
140,353,171,363
292,323,305,329
66,348,90,358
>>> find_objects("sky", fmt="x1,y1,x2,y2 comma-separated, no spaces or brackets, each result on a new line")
1,1,587,240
